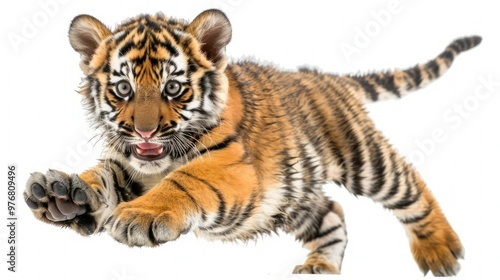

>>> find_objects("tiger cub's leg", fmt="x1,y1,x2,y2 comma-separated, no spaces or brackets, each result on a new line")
394,168,464,276
293,200,347,274
345,148,463,276
24,162,124,236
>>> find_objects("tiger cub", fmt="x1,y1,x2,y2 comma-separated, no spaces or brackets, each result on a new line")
24,9,481,276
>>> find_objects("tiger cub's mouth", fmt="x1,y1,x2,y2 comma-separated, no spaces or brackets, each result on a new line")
132,142,168,161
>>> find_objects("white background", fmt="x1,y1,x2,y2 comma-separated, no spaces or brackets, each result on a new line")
1,0,499,279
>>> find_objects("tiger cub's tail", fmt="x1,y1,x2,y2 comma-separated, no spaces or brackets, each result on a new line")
347,36,482,103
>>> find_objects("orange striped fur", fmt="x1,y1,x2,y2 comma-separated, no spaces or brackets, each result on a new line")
24,9,481,276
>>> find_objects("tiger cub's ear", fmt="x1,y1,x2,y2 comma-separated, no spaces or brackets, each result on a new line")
68,15,112,74
186,9,232,69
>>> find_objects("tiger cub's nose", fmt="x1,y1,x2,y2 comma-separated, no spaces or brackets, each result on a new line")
135,127,157,140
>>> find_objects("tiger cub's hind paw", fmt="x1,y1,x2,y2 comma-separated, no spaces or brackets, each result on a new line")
293,257,340,274
411,227,464,276
24,170,100,236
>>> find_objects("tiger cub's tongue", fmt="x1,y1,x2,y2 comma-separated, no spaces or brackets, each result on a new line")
136,143,163,156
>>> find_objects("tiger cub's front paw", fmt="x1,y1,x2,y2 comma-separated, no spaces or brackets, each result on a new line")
105,199,191,247
24,170,101,236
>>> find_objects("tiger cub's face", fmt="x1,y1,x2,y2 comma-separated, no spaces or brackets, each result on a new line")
68,10,232,174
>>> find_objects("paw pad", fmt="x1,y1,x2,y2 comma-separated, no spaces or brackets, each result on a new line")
24,170,98,236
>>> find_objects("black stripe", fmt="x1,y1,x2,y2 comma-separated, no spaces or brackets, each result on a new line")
351,76,379,101
281,85,317,193
278,147,297,206
145,17,162,32
381,152,401,201
322,77,366,193
179,88,194,103
372,73,401,98
367,140,386,196
399,204,433,224
102,63,110,73
129,181,144,197
114,30,128,45
413,228,434,240
108,112,119,122
166,28,181,44
228,63,260,139
159,40,179,57
103,90,117,111
168,179,206,220
198,135,238,156
205,71,220,103
198,74,210,111
119,41,135,57
404,66,423,89
385,173,421,210
279,150,296,188
172,69,186,76
220,203,242,228
234,193,256,225
106,159,143,202
448,42,462,53
316,76,349,183
177,171,227,228
293,209,316,239
150,59,162,82
296,200,331,242
302,82,338,180
315,224,342,240
112,69,122,77
211,192,257,236
179,113,190,121
187,59,198,76
425,60,440,78
136,23,145,35
296,140,315,195
186,107,209,116
87,80,100,112
342,121,365,195
109,169,123,204
118,121,134,132
274,78,313,194
438,50,454,65
316,238,343,251
456,38,467,52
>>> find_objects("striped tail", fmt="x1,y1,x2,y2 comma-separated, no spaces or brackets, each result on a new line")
347,36,482,102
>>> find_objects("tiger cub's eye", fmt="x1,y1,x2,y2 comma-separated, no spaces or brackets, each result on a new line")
164,80,182,98
115,80,133,98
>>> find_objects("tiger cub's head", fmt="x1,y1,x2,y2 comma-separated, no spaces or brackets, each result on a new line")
68,10,231,174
